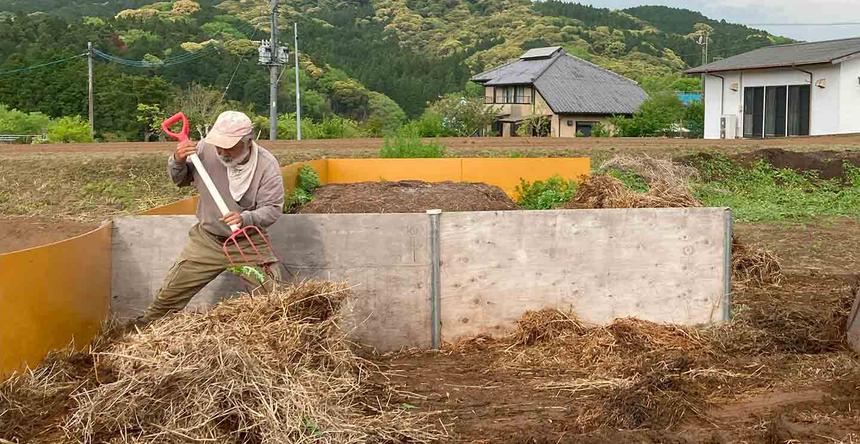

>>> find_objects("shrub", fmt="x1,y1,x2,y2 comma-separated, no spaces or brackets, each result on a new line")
47,116,93,143
516,175,578,209
379,129,445,158
591,122,613,137
516,115,551,137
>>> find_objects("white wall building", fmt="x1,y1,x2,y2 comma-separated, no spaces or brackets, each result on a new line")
686,37,860,139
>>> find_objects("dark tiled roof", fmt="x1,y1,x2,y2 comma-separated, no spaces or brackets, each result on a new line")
686,37,860,74
471,48,648,115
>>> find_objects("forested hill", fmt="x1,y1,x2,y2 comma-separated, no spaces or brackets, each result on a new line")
0,0,790,140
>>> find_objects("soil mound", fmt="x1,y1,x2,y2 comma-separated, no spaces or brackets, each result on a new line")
297,180,517,213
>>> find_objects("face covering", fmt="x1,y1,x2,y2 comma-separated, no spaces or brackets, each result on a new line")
219,142,258,202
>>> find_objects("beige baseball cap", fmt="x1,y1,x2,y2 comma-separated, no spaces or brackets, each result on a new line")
203,111,253,149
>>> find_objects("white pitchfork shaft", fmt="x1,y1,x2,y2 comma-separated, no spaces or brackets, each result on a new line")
187,152,240,232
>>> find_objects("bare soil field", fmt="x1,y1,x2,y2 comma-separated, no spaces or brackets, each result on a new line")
0,217,97,254
4,133,860,156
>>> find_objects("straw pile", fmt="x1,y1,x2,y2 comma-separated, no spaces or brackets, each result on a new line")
444,275,856,432
565,154,782,287
1,281,440,443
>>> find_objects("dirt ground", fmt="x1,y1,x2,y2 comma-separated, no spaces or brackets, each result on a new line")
369,218,860,443
4,133,860,156
297,181,516,214
0,217,97,254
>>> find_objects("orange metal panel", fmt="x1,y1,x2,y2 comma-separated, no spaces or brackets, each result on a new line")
142,196,198,215
0,223,112,378
327,159,463,184
462,158,591,197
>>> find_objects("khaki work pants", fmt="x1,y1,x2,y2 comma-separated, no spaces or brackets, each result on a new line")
141,223,282,322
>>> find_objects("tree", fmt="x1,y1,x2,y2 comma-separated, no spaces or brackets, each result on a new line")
173,83,229,138
0,104,51,134
611,92,684,137
683,99,704,138
135,103,166,141
365,92,406,136
429,94,499,137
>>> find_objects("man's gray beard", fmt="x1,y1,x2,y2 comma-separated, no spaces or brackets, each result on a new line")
218,155,242,168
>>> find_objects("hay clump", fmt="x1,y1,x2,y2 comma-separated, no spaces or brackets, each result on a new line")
513,309,586,346
32,281,440,443
732,236,783,286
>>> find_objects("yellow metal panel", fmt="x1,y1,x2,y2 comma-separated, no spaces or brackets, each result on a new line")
143,197,198,215
462,158,591,198
327,159,463,183
0,224,112,378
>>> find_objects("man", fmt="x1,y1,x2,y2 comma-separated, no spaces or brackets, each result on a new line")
139,110,285,323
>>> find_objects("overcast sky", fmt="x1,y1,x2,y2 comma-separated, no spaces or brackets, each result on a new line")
574,0,860,42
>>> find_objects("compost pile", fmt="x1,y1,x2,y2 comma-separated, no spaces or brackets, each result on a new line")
0,281,440,444
443,274,856,433
566,155,783,286
297,180,517,213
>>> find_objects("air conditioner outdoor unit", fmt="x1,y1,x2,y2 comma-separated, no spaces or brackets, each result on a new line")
720,115,737,139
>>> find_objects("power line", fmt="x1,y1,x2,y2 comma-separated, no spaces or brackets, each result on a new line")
0,53,86,77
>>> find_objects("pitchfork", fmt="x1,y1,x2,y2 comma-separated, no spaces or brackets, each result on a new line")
161,112,280,272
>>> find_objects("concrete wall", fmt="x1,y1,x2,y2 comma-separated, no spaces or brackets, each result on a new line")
704,64,843,139
112,208,730,350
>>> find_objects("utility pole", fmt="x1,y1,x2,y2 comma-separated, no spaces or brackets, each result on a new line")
294,22,302,141
87,42,94,138
268,0,279,140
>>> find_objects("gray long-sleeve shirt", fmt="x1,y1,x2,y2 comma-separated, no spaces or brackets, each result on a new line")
168,141,284,238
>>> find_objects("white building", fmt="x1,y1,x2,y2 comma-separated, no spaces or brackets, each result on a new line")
686,37,860,139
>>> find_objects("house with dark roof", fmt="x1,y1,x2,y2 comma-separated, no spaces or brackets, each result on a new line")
686,37,860,139
471,47,647,137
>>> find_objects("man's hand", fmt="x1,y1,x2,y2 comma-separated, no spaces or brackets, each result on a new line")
174,140,198,164
220,211,243,228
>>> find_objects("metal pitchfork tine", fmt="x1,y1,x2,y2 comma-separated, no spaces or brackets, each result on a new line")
161,112,281,275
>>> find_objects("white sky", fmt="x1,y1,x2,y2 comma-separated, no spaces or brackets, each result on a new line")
573,0,860,41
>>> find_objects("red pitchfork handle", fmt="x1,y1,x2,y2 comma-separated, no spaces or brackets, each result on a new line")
161,112,190,142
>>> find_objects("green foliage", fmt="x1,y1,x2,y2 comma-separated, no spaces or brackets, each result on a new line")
277,113,364,140
692,155,860,222
516,115,551,137
611,92,685,137
380,130,445,158
225,265,266,284
398,111,452,137
429,94,499,137
0,104,50,134
46,115,92,143
683,99,705,138
515,175,577,210
590,122,613,137
286,164,321,211
606,169,649,192
365,91,406,136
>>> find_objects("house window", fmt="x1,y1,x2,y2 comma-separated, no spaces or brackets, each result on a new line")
576,121,597,137
484,87,494,104
493,86,531,104
743,84,809,138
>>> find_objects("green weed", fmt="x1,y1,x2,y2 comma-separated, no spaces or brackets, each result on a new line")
379,130,445,158
691,155,860,222
286,165,321,211
516,175,577,210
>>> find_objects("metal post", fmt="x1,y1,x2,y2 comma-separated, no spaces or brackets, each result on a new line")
269,1,279,140
427,209,442,349
294,22,302,141
723,208,733,321
87,42,94,138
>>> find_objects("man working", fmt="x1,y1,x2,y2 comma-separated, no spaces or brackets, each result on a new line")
139,110,285,323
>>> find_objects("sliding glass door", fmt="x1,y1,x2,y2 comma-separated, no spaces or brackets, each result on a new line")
743,84,809,138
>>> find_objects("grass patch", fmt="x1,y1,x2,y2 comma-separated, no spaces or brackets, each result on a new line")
691,154,860,222
516,175,578,209
379,132,445,158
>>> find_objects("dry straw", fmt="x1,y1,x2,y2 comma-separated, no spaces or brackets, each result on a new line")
1,281,441,443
